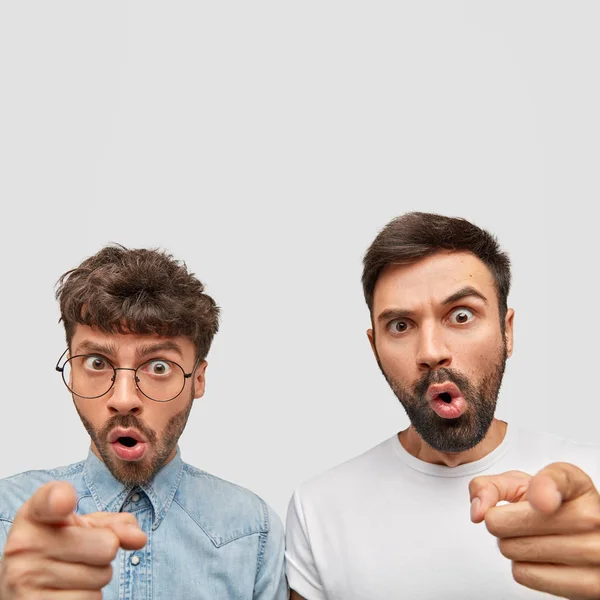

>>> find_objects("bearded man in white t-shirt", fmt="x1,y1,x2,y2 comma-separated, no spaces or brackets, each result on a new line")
286,212,600,600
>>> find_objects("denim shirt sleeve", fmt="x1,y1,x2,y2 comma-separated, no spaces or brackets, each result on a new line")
0,518,12,558
254,503,288,600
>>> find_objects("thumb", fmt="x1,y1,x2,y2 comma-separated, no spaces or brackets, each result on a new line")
469,470,531,523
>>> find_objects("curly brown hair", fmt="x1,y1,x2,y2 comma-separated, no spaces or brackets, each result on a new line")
56,244,220,360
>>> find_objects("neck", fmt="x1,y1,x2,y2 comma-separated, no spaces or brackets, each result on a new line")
398,418,508,467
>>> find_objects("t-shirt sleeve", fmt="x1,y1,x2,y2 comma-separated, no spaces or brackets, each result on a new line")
285,490,326,600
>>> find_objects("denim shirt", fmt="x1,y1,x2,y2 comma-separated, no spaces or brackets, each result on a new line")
0,449,288,599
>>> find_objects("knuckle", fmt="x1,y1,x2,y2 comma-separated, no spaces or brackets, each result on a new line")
506,470,528,477
502,537,540,562
4,560,41,591
484,510,502,537
511,561,532,586
576,502,600,531
592,569,600,597
468,477,485,495
3,529,37,556
97,530,120,561
107,535,120,557
580,534,600,565
497,538,516,560
588,503,600,529
592,510,600,530
3,563,23,592
99,564,114,587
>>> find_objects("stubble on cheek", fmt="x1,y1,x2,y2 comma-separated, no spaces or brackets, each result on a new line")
74,399,193,485
375,341,506,453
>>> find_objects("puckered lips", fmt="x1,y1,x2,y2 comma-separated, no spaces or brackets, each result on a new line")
108,427,148,461
426,382,467,419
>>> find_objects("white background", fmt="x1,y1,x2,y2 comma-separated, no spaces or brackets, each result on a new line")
0,2,598,521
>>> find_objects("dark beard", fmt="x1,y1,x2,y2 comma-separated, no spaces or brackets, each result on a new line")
380,349,507,453
76,398,193,486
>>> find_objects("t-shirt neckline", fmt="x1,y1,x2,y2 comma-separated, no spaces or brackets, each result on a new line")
389,424,513,478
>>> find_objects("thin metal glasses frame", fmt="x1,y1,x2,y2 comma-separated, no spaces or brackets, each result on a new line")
55,349,200,402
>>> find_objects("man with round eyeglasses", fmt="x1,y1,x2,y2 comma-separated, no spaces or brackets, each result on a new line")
0,244,287,600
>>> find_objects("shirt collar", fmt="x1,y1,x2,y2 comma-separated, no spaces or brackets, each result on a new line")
83,447,184,530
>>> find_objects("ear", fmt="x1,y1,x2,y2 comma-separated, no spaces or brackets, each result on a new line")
504,308,515,358
192,360,208,399
367,328,377,357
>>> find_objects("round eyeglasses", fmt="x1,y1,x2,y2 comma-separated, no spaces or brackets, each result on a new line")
55,349,200,402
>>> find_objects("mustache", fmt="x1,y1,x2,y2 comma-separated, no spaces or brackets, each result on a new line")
413,368,472,399
99,414,157,444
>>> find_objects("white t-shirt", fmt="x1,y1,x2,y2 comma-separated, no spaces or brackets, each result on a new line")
285,426,600,600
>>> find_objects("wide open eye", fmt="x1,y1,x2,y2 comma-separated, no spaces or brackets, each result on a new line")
83,355,110,371
449,308,475,325
388,319,413,334
142,360,173,377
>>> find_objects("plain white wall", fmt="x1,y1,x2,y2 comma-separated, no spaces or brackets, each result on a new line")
0,1,598,521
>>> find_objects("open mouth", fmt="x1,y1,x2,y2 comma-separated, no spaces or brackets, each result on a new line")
118,436,139,448
425,382,462,403
426,382,467,419
108,428,148,461
438,392,453,404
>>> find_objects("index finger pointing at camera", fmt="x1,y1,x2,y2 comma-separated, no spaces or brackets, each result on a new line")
17,481,79,527
526,462,598,515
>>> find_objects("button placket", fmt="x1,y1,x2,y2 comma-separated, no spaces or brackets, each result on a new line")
118,494,151,599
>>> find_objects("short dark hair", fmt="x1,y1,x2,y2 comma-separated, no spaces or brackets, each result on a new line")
362,212,511,320
56,244,220,360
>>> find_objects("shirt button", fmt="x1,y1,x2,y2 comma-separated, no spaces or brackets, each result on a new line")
131,493,140,503
131,555,141,566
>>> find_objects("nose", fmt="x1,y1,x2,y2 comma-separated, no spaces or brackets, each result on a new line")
415,324,451,371
105,368,144,415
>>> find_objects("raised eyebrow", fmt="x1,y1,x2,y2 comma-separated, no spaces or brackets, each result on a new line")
135,342,184,360
442,286,488,306
73,341,119,356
